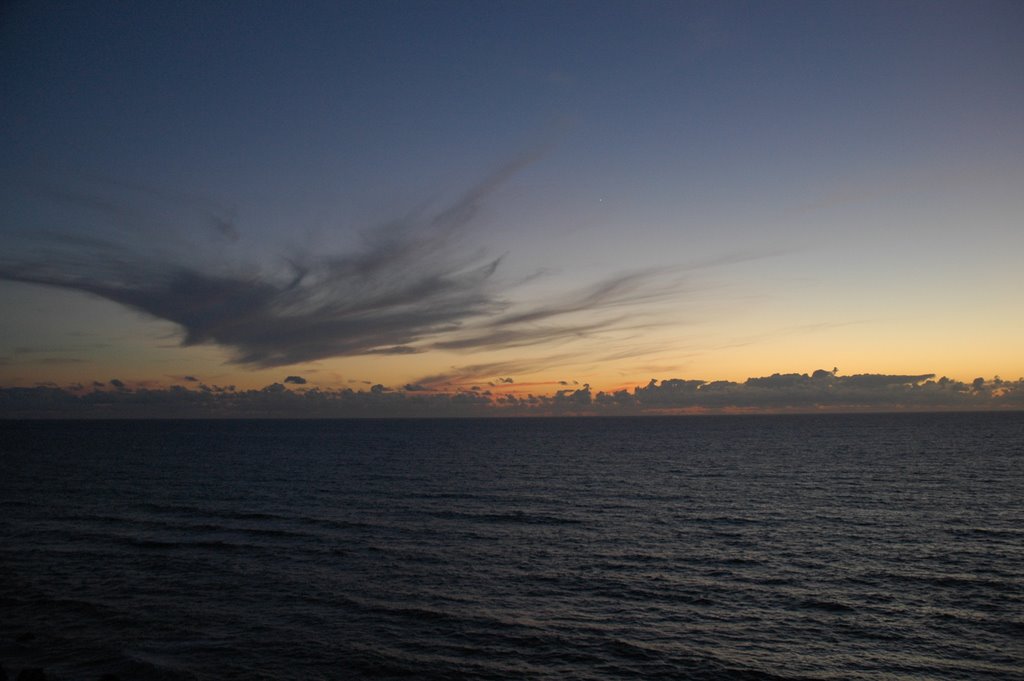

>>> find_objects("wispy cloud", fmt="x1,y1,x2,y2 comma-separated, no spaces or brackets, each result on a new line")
1,159,727,369
414,355,580,388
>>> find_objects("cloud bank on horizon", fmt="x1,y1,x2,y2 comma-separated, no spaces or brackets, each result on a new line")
3,370,1021,418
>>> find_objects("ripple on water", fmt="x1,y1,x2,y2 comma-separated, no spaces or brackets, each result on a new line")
0,413,1021,680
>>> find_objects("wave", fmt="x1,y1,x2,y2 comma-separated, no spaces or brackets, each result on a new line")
428,510,583,525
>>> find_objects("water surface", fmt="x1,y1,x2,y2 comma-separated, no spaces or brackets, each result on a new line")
1,413,1022,679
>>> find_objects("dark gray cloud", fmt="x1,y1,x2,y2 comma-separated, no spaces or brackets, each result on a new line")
415,355,579,388
0,159,708,369
429,318,619,352
366,346,423,355
487,269,682,328
35,176,242,246
2,371,1020,418
628,371,949,411
283,375,307,385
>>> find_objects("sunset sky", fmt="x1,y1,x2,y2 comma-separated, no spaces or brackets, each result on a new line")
1,1,1022,415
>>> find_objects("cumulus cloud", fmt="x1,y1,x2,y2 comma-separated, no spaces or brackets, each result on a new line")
627,371,957,411
1,370,1020,418
283,375,307,385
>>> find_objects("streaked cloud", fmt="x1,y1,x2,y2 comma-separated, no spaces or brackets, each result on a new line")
414,355,581,389
0,161,712,369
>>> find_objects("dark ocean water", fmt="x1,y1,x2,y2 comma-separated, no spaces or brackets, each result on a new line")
1,413,1022,680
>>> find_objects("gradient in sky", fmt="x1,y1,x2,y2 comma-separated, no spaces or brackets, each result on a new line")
1,0,1022,415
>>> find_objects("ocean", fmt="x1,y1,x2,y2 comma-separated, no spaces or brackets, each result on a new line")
1,413,1022,680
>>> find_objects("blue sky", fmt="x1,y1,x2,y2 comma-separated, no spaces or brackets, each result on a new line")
1,0,1022,414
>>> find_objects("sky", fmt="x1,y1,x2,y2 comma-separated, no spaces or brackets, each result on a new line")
1,0,1022,416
